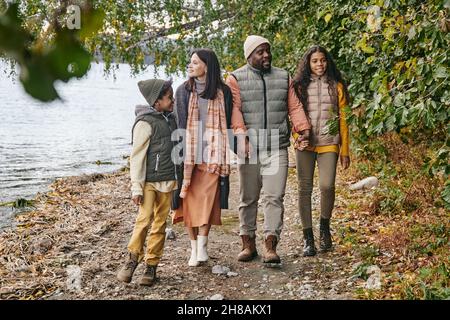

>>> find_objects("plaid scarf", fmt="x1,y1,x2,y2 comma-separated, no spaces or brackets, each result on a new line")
180,86,230,198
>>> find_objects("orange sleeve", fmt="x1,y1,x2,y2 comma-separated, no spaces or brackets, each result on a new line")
225,74,247,134
288,78,311,133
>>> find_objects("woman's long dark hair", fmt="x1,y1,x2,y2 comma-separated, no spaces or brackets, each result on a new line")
292,45,350,116
185,48,225,100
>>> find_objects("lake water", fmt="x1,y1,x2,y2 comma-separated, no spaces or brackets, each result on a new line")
0,62,183,229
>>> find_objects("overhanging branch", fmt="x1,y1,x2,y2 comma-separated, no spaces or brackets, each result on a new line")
125,10,235,51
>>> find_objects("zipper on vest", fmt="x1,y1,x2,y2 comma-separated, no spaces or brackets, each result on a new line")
165,115,178,181
155,153,160,172
316,78,322,138
261,73,267,130
260,72,268,149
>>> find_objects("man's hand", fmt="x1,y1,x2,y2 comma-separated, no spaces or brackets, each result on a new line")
237,135,252,159
132,195,143,206
294,139,309,151
340,155,350,169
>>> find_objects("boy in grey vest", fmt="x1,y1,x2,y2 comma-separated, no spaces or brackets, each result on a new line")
117,79,178,286
226,35,311,265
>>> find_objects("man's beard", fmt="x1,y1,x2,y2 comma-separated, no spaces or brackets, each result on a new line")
261,63,271,73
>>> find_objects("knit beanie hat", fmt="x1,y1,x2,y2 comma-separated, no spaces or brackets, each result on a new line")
137,79,165,107
243,35,270,59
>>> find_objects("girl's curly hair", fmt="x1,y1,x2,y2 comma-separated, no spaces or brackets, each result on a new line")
292,46,350,117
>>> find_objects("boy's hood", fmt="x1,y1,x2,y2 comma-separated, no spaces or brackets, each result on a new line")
134,105,173,118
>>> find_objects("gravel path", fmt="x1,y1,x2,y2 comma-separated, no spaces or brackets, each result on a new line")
0,149,361,300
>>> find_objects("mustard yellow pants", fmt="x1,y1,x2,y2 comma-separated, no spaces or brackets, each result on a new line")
127,187,171,266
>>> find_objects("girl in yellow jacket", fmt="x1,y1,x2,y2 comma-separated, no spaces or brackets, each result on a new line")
292,45,351,256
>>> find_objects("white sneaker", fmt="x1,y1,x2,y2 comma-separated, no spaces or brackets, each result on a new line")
197,235,209,262
188,240,200,267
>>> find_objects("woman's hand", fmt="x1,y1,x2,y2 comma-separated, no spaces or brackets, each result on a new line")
132,195,143,206
340,155,350,169
207,164,219,174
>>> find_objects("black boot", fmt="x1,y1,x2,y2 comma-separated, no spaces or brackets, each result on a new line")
302,228,316,257
320,218,333,252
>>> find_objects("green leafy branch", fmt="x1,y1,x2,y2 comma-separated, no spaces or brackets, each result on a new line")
0,1,104,101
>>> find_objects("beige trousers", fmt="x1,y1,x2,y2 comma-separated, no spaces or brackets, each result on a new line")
238,148,288,240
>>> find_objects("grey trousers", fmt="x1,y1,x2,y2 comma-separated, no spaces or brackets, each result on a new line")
238,148,288,240
295,150,338,229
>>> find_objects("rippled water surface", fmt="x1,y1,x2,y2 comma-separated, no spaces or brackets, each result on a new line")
0,62,182,229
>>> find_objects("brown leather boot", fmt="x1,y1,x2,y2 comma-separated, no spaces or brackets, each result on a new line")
263,235,281,264
237,235,257,262
117,252,139,283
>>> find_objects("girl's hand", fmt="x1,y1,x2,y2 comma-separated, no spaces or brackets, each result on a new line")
299,129,310,141
294,140,309,151
132,195,143,206
340,156,350,169
293,130,310,151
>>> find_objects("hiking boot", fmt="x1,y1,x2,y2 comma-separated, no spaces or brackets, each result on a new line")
237,235,258,262
139,264,157,286
319,218,333,252
303,228,317,257
262,235,281,264
117,252,139,283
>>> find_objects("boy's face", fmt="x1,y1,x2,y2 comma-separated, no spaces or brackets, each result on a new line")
155,87,174,112
310,52,327,77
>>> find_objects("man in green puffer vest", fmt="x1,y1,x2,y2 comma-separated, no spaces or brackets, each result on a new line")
226,35,311,266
